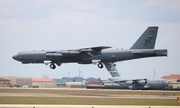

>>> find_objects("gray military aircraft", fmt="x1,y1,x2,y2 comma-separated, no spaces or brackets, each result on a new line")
108,77,169,90
12,26,167,70
100,63,169,90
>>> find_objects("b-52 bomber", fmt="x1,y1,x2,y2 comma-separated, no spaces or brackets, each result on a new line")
12,26,167,70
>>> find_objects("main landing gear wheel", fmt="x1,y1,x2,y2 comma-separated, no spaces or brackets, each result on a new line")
50,63,56,69
113,64,116,67
98,63,103,69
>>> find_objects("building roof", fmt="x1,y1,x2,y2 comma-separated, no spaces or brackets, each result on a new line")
162,74,180,79
0,77,10,81
32,78,53,82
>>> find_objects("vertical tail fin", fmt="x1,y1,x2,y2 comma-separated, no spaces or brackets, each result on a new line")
104,62,120,77
98,78,104,85
130,26,158,49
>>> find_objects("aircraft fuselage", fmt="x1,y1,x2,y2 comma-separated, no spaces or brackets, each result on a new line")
12,27,168,69
109,77,169,90
13,49,167,64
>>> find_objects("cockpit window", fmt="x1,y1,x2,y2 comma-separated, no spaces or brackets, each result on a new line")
18,52,27,54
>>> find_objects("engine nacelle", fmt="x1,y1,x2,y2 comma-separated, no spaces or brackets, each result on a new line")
46,53,62,58
137,80,147,86
125,81,135,86
61,50,80,57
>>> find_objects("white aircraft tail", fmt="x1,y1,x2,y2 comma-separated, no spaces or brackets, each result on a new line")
130,26,158,49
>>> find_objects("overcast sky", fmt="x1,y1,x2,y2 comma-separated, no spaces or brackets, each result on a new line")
0,0,180,79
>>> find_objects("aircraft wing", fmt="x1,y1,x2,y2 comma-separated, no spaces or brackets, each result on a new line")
131,78,147,81
77,46,112,58
46,46,112,58
109,77,147,82
89,46,112,50
79,46,112,52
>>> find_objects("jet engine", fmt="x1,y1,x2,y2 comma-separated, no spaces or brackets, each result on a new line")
61,50,80,57
128,80,147,90
137,80,147,86
46,50,80,58
46,53,62,58
125,80,147,87
125,81,135,86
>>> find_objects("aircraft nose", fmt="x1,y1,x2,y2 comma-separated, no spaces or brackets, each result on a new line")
165,80,170,86
12,55,18,60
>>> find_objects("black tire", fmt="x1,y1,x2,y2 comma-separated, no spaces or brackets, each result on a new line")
50,64,56,69
113,64,116,67
98,63,103,68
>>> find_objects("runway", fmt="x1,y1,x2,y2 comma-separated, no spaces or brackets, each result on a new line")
0,88,179,99
0,105,180,108
0,88,180,107
0,92,177,99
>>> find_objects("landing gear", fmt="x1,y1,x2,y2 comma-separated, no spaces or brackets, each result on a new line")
98,63,103,69
50,63,56,69
113,64,116,67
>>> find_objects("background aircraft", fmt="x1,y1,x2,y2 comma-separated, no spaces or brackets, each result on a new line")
12,26,167,70
102,63,169,90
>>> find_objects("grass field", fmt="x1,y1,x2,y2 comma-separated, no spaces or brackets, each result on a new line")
0,88,180,105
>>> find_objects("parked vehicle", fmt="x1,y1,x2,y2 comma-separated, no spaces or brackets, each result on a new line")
22,85,29,88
